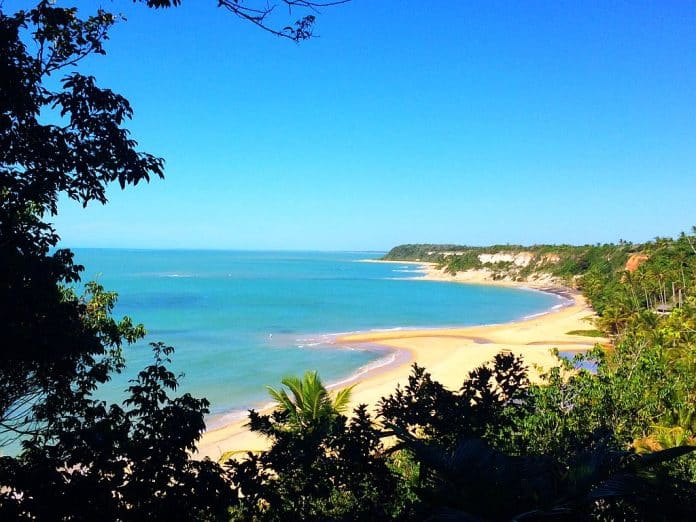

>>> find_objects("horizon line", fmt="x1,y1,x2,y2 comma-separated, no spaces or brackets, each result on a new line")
59,246,390,254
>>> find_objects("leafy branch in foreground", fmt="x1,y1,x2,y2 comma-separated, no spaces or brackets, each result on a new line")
228,350,696,520
381,352,696,520
1,1,164,447
1,343,233,520
140,0,350,41
1,3,237,519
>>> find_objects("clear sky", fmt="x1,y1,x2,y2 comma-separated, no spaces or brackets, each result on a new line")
50,0,696,250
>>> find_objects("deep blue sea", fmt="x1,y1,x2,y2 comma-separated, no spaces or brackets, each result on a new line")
72,249,563,426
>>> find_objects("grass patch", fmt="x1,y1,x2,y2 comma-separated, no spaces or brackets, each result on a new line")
218,449,263,464
566,329,604,338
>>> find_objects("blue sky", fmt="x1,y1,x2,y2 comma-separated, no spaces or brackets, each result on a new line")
49,1,695,250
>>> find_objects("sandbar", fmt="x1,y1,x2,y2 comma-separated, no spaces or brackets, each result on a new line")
196,263,603,461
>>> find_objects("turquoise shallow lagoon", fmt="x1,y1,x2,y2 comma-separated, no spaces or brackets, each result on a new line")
72,249,563,426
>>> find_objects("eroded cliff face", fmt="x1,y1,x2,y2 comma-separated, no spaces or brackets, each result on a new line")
467,250,577,286
438,251,561,269
438,250,566,285
477,252,534,267
428,266,562,286
625,253,649,273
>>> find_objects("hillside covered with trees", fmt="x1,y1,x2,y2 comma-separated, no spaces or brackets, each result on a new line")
383,242,633,283
383,236,696,330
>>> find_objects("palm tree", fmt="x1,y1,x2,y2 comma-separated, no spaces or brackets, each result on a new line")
267,371,354,431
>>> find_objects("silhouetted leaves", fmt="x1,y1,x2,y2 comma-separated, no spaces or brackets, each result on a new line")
228,402,403,520
1,2,163,445
137,0,345,42
1,3,231,519
380,353,529,448
1,343,233,521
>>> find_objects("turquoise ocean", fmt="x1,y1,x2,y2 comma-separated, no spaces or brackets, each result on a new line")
73,249,565,427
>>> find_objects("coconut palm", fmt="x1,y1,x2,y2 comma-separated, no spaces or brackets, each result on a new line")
267,370,354,431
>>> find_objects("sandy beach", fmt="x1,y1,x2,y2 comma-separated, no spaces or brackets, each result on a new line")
197,263,603,461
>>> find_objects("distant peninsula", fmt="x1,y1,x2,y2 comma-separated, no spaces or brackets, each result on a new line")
381,242,645,288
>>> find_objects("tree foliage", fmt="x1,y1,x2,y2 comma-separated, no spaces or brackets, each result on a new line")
1,1,234,519
227,402,404,521
266,370,354,432
1,0,163,447
227,347,696,520
1,342,233,521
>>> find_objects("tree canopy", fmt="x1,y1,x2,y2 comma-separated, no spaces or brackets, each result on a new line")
0,0,344,517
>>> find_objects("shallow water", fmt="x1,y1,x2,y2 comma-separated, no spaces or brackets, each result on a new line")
72,249,563,423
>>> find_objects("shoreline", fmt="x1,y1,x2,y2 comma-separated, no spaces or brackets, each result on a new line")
203,342,410,432
196,262,603,461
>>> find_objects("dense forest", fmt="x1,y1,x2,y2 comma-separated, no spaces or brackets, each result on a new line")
2,2,696,520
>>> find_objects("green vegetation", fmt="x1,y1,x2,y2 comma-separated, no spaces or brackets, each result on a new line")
384,242,636,284
566,329,605,337
382,244,473,261
266,370,354,432
228,393,403,520
227,341,696,519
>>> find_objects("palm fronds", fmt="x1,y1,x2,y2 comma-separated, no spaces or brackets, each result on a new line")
266,370,354,431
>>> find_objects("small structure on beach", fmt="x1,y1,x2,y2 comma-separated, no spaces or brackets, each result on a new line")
654,303,675,315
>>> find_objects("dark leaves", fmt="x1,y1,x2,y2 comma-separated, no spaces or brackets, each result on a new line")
228,402,402,520
1,344,234,521
380,353,530,447
1,2,163,445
